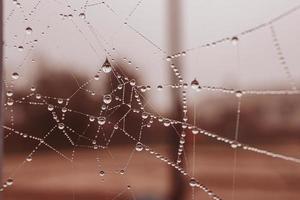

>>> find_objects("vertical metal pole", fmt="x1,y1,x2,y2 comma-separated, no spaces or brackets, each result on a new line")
166,1,185,200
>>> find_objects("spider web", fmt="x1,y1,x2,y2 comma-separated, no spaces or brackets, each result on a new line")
2,1,300,200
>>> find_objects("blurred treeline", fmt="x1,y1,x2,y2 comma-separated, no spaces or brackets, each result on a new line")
3,61,300,153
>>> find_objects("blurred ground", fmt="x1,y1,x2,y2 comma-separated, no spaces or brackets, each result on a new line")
3,142,300,200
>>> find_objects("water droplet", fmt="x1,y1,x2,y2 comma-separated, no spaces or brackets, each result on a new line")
102,59,112,73
7,99,14,106
157,85,163,91
25,27,32,34
192,128,199,135
166,56,171,61
6,179,13,186
18,46,24,51
6,90,13,97
94,74,100,80
189,178,198,187
235,90,243,98
103,94,112,104
26,156,32,162
89,116,95,122
231,36,239,45
30,86,36,92
35,94,41,99
191,78,199,90
47,104,54,111
231,142,239,149
57,98,64,104
99,170,105,176
130,79,136,86
140,86,147,92
120,169,125,175
11,72,19,80
58,123,65,130
135,142,143,152
163,119,171,127
79,13,86,19
97,116,106,125
141,113,149,119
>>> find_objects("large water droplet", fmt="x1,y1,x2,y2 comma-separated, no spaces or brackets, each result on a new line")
103,94,112,104
102,59,112,73
6,90,13,97
6,179,13,186
163,119,171,127
191,78,199,90
97,116,106,125
135,142,143,152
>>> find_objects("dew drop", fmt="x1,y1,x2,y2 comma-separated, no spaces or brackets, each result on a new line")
189,178,198,187
94,74,100,80
135,142,143,152
58,123,65,130
231,142,239,149
25,27,32,34
79,13,86,19
6,179,13,186
231,36,239,45
47,104,54,111
103,94,112,104
192,128,199,135
235,90,243,98
89,116,95,122
157,85,163,91
18,46,24,51
30,86,36,92
11,72,19,80
57,98,64,104
26,156,32,162
7,99,14,106
191,78,199,90
140,86,147,92
130,79,136,86
35,93,41,99
97,116,106,125
141,112,149,119
163,119,171,127
102,59,112,73
6,90,13,97
99,170,105,176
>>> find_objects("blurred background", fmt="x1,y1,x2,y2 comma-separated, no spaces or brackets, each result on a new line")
2,0,300,200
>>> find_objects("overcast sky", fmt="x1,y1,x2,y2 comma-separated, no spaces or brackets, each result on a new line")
4,0,300,111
